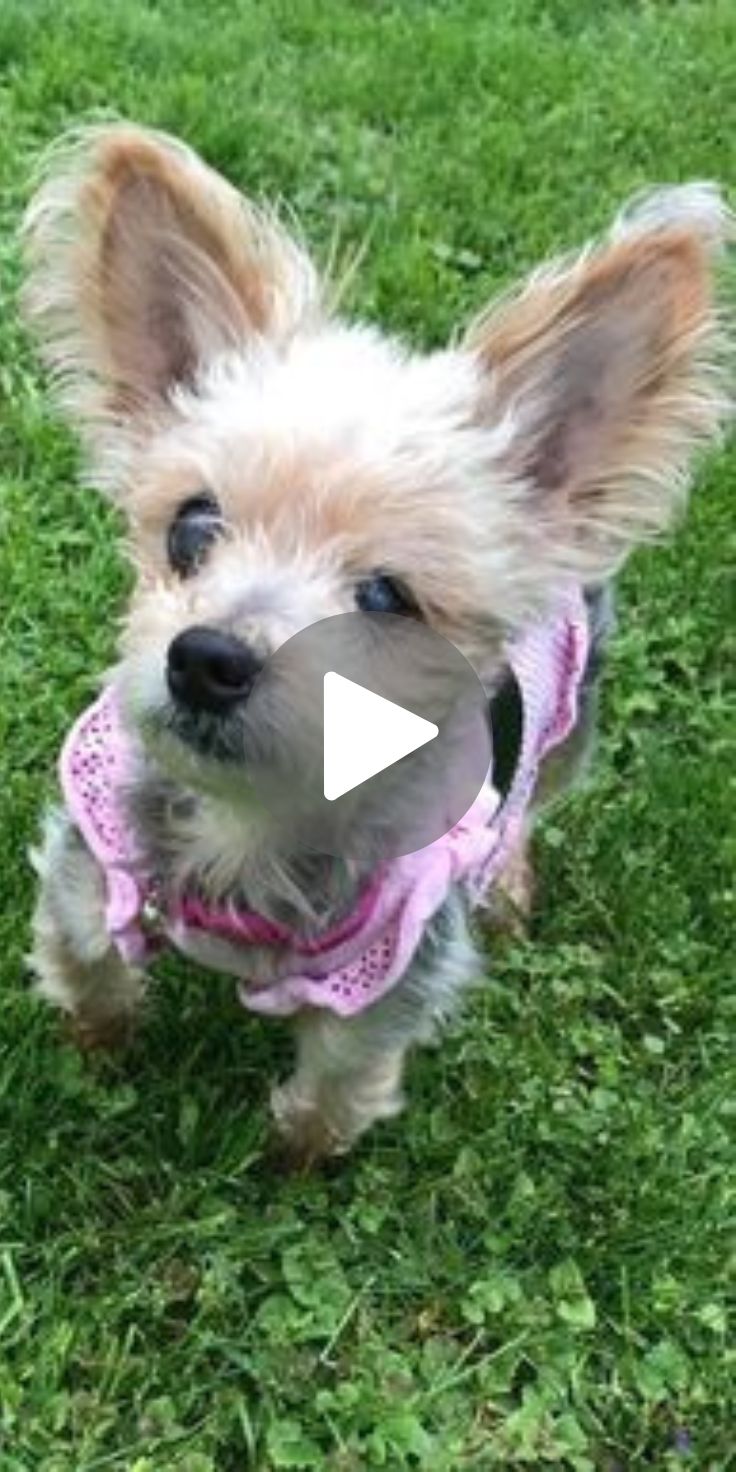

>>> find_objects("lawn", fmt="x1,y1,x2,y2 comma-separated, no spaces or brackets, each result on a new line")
0,1,734,1468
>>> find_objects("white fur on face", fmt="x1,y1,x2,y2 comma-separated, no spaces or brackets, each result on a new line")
187,328,487,459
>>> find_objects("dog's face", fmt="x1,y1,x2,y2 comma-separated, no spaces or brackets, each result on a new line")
24,127,730,800
113,330,508,792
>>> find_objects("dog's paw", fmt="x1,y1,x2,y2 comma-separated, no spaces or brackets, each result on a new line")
482,840,534,939
64,1009,137,1053
270,1081,351,1170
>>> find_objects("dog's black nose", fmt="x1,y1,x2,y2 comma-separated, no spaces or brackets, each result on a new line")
167,626,262,714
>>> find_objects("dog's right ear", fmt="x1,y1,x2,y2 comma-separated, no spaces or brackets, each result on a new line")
23,124,320,491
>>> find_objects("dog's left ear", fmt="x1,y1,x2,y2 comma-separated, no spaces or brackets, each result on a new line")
465,186,732,583
23,124,320,490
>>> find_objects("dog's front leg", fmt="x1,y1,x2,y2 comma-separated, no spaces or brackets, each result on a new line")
272,899,478,1163
271,1005,407,1164
29,808,145,1048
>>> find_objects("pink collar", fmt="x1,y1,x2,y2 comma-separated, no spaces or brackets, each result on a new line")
60,589,589,1016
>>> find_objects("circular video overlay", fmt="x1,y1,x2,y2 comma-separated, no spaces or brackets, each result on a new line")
242,612,492,863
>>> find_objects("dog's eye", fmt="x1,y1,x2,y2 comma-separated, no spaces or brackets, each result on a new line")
167,494,224,578
354,572,419,616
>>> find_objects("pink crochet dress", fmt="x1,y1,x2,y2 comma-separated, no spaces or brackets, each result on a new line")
60,588,589,1017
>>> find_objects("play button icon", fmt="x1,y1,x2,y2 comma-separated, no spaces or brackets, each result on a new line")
323,672,439,801
242,610,493,863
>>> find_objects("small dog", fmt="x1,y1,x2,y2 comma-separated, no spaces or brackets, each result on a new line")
23,125,731,1161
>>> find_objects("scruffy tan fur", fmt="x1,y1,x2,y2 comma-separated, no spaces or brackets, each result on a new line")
23,124,732,1161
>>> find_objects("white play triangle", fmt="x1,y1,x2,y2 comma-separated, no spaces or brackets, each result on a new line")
323,671,439,801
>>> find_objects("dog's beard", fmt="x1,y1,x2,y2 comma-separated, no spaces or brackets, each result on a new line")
136,694,430,875
134,701,259,806
163,702,249,765
127,702,375,934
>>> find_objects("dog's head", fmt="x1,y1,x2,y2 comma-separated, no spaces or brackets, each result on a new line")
23,125,731,801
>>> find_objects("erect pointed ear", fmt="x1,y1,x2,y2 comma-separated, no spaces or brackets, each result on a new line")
464,185,732,583
23,124,320,482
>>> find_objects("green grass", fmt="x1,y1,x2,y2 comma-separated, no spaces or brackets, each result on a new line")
1,2,735,1467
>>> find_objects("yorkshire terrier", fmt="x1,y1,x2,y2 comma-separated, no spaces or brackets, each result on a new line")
23,125,731,1161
